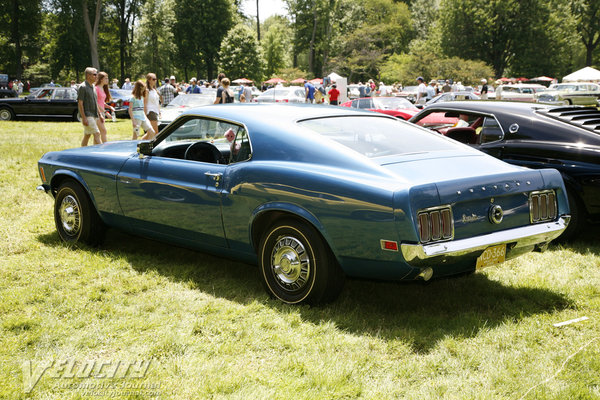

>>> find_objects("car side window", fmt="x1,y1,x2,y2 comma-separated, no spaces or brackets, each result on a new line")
229,128,252,164
357,98,372,109
153,116,251,164
53,89,68,100
479,116,504,144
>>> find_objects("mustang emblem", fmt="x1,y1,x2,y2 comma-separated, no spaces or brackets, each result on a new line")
461,213,479,223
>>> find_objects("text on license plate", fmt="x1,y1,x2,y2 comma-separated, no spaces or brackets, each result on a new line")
476,244,506,270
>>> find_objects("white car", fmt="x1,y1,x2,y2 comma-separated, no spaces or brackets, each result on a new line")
495,84,547,102
255,87,307,103
158,93,216,130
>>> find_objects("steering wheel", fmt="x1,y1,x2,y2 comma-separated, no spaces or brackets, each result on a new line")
184,142,221,163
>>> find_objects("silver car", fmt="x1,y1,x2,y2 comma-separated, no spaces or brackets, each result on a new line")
255,87,307,103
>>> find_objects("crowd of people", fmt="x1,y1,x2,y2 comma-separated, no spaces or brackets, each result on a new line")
75,66,496,147
76,68,251,147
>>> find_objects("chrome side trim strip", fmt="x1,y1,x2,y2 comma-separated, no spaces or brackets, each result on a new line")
401,215,570,265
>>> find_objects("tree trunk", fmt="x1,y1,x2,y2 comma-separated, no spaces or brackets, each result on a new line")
321,0,336,76
83,0,103,69
256,0,261,41
11,0,23,79
308,3,317,75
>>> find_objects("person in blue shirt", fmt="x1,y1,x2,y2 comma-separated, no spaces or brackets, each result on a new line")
304,80,315,103
186,78,202,94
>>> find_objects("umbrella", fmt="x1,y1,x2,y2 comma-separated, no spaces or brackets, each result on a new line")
264,77,287,84
309,78,323,84
498,77,512,82
515,77,528,82
233,78,253,84
531,76,554,82
290,78,306,84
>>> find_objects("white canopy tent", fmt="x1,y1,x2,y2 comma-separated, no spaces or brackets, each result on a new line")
562,67,600,82
327,72,348,103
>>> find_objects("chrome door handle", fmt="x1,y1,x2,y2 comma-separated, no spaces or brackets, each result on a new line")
204,172,222,182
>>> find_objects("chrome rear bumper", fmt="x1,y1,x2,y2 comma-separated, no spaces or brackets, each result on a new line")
401,215,569,266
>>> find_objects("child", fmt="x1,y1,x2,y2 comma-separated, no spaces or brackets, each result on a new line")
128,80,155,140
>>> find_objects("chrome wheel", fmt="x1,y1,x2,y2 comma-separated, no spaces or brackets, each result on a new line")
271,235,311,291
259,218,345,304
59,194,81,235
54,180,105,245
0,108,13,121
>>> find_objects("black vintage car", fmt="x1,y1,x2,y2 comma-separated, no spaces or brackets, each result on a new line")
0,87,80,121
410,101,600,239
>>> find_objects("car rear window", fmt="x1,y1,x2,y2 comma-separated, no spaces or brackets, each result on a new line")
298,116,462,158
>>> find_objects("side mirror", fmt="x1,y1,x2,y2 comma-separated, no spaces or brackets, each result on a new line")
137,140,153,159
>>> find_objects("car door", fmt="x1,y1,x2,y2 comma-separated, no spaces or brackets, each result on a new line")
116,117,240,247
476,115,506,158
51,88,77,117
23,88,54,116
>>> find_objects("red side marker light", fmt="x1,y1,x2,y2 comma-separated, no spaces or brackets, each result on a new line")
40,167,46,183
381,240,399,252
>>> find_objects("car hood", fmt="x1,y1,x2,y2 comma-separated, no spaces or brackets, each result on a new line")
378,150,523,186
159,107,187,123
42,140,140,160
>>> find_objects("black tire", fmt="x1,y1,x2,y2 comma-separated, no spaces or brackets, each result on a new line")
54,180,105,246
559,189,586,241
0,107,14,121
259,218,345,304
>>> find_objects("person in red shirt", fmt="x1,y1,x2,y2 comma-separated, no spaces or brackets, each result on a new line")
328,84,340,105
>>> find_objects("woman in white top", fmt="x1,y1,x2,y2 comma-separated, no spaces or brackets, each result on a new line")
144,73,160,139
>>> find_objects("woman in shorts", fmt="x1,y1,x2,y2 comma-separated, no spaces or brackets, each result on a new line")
129,80,155,140
144,72,160,139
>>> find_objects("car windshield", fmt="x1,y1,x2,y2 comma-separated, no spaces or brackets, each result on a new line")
372,97,414,110
166,94,214,108
553,84,577,91
298,116,461,158
260,88,295,97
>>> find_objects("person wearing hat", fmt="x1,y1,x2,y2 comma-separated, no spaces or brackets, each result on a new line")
122,78,133,90
186,77,202,94
426,80,437,101
159,75,179,105
480,78,489,99
416,76,427,104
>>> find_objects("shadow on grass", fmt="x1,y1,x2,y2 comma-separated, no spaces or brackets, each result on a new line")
38,229,575,353
552,224,600,255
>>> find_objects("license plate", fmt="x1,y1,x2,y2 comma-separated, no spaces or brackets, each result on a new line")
476,244,506,270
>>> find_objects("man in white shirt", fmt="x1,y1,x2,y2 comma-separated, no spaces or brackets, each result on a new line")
416,77,427,104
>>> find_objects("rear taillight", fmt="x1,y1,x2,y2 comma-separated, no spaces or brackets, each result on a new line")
417,206,453,243
530,190,557,223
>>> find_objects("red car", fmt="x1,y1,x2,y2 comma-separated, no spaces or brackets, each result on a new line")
340,97,419,120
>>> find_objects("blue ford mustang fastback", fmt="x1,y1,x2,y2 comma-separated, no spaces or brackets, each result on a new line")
38,104,569,304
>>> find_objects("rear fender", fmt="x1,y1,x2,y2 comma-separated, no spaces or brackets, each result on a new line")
250,201,335,254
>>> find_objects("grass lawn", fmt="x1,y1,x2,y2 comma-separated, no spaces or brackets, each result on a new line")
1,119,599,399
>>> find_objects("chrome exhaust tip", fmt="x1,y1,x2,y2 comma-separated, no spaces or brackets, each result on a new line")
417,267,433,281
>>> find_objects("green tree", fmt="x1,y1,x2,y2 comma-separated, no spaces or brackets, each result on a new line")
173,0,234,80
134,0,175,79
380,52,493,86
261,18,292,77
0,0,42,79
439,0,547,78
328,0,413,82
219,24,264,82
572,0,600,66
